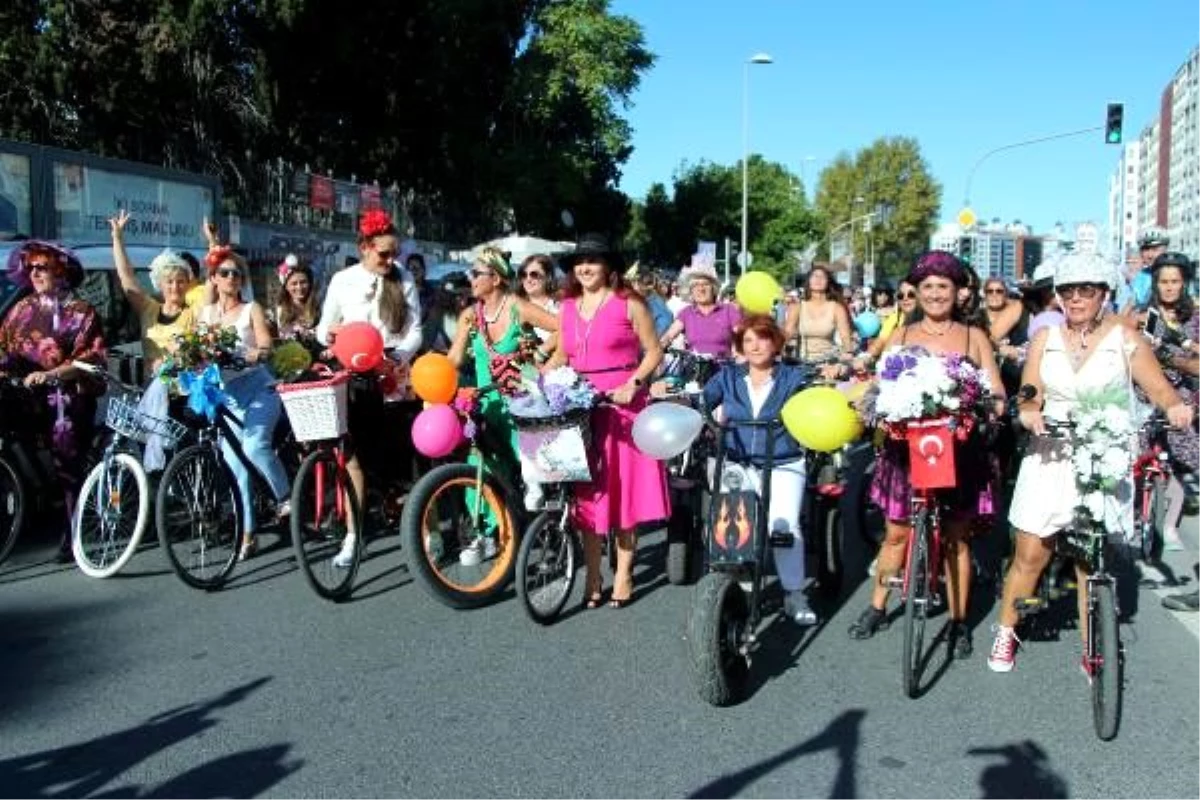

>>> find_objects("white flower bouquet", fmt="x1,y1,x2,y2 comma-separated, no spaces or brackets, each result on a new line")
872,346,993,427
1069,392,1135,530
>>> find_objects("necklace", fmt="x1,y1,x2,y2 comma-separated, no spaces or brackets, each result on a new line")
576,290,610,361
1066,321,1098,351
921,318,953,337
482,294,509,325
220,298,243,317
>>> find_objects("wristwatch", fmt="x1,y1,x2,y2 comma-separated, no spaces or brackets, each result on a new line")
631,376,643,387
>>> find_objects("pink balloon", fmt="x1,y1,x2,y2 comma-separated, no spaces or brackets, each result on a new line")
411,404,463,458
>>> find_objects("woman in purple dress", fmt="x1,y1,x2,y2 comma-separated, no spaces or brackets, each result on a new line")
0,241,106,555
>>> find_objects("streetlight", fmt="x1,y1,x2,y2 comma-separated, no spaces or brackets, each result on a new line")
740,52,773,275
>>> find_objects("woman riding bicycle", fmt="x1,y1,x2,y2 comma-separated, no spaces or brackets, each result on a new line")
658,263,741,359
316,209,423,566
194,245,291,561
783,264,853,363
446,247,558,522
0,241,107,558
546,233,668,609
702,314,817,625
988,252,1193,673
848,251,1005,659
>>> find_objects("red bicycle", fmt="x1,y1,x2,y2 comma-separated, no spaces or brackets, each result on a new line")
1132,411,1172,563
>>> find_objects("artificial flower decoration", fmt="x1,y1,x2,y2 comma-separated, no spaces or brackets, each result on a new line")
359,209,393,238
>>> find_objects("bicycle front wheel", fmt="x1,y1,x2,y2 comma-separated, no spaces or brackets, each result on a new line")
291,448,362,601
1090,581,1122,740
516,510,577,624
902,508,931,699
399,462,518,609
73,452,149,578
0,454,26,567
156,444,242,590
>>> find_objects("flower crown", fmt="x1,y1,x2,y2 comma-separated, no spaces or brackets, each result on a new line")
277,254,300,285
359,209,394,239
205,245,234,270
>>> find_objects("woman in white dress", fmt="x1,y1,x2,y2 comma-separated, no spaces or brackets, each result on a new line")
988,253,1193,673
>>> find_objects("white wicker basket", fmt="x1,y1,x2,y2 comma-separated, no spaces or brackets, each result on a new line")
276,372,351,442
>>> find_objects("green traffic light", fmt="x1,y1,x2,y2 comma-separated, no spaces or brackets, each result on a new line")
1107,131,1122,144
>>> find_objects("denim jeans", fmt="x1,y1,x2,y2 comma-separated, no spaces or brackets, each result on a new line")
221,366,289,532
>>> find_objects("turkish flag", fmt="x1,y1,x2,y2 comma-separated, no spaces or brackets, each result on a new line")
907,419,957,490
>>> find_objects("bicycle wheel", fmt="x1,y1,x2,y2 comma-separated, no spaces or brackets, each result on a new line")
667,488,703,586
291,448,362,601
516,510,577,624
155,444,242,590
399,462,518,609
72,453,149,578
815,503,844,598
902,508,931,699
1090,581,1122,740
0,455,25,567
688,572,751,706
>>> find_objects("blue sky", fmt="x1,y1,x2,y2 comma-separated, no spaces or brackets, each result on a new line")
610,0,1199,236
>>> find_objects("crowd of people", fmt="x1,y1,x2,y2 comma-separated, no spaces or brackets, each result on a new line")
1,215,1197,663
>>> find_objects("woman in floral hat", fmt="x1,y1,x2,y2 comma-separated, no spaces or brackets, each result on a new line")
0,239,106,558
657,263,741,358
847,250,1005,660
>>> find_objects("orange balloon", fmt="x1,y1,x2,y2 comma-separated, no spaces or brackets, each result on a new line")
410,353,459,404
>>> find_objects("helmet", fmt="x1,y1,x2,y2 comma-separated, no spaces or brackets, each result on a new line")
1150,251,1196,281
1137,226,1170,249
1052,252,1117,290
1028,257,1058,288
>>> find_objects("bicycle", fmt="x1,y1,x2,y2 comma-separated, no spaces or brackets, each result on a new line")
276,369,363,601
154,367,297,591
71,361,188,578
1011,417,1124,741
1131,412,1173,563
398,385,524,609
0,377,62,566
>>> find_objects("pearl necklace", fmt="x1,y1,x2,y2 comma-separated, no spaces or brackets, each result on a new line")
482,294,509,325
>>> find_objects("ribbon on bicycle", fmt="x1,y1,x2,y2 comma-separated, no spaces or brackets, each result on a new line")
176,363,229,421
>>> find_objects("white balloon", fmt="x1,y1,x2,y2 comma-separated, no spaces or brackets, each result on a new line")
632,402,704,461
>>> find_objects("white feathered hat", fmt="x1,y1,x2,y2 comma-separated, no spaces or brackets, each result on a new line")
1053,252,1117,290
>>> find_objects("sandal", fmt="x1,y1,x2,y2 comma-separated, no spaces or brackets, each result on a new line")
608,595,632,610
583,590,606,610
238,538,259,562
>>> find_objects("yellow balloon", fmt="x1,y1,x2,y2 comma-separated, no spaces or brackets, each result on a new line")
781,387,863,453
735,271,783,314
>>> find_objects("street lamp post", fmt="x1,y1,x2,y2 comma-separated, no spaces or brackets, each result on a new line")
740,52,773,275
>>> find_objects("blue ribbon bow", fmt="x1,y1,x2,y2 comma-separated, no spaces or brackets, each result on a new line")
176,363,229,421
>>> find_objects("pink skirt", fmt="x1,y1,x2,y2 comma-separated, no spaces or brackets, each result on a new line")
572,398,671,535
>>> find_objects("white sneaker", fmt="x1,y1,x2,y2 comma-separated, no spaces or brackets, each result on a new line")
524,483,544,512
332,535,357,569
987,625,1020,673
1163,527,1185,552
459,536,497,566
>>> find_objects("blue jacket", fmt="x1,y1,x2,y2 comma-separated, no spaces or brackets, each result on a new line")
702,361,810,467
646,294,674,338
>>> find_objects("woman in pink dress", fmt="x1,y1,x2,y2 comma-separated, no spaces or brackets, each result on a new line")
550,233,670,609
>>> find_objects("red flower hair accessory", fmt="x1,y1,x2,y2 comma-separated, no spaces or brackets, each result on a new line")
359,209,393,239
205,245,234,271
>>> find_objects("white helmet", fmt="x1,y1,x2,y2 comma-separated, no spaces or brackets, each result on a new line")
1029,256,1058,287
1137,226,1170,249
1053,252,1117,290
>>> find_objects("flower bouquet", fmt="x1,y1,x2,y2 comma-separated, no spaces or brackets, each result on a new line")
160,323,242,378
508,366,598,483
870,346,994,490
1068,388,1136,540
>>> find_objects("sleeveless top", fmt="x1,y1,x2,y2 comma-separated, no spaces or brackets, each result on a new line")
140,298,194,368
198,302,255,356
470,300,528,396
795,300,838,360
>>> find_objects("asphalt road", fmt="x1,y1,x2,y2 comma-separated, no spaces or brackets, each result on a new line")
1,510,1197,798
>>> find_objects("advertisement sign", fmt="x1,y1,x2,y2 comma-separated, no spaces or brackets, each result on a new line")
52,162,214,248
360,184,381,211
0,153,31,237
310,175,334,211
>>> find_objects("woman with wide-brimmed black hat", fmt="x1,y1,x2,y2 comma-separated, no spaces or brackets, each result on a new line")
0,240,107,557
549,233,670,609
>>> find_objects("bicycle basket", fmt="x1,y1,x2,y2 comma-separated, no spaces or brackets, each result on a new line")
511,406,593,483
276,372,351,442
105,395,189,446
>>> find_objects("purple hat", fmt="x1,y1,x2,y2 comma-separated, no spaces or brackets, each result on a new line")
5,240,85,290
906,250,967,287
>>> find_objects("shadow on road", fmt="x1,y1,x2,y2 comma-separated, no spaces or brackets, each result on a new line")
687,708,866,799
0,676,301,798
967,740,1069,798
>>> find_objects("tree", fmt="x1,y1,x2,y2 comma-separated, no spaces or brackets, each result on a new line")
813,137,941,281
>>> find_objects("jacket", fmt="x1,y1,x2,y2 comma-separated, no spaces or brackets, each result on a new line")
702,360,810,467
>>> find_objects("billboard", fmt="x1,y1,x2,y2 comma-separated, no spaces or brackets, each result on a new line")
53,162,214,249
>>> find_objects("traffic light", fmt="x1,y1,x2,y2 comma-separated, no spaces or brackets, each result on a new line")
958,236,973,264
1105,103,1124,145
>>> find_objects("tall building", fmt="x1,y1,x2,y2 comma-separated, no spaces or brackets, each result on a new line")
1107,47,1199,259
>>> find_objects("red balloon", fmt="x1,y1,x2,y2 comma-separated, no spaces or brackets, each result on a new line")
332,322,384,373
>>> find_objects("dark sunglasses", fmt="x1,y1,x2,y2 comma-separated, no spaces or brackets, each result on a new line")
1058,284,1103,300
469,269,495,280
375,250,397,261
217,268,243,279
520,270,546,280
27,261,53,272
898,290,917,299
985,287,1007,295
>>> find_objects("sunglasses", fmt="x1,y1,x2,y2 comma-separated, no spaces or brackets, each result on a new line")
27,261,53,272
898,290,917,299
217,268,243,279
469,269,496,280
520,271,545,280
985,287,1007,295
375,250,397,261
1057,284,1103,300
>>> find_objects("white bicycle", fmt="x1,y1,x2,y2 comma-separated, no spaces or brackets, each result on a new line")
71,361,188,578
